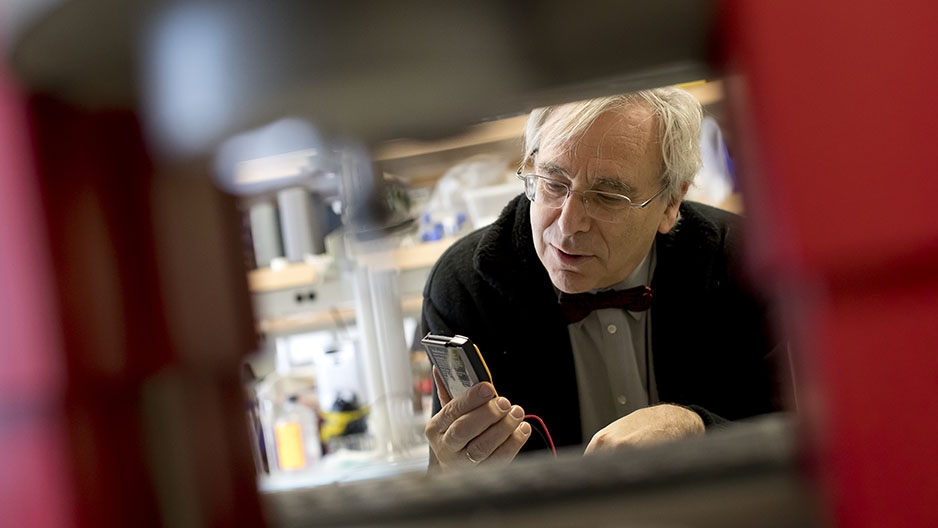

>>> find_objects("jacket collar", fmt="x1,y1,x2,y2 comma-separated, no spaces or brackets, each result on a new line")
473,194,551,303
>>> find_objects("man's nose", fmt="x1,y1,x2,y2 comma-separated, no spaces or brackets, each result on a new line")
556,191,591,234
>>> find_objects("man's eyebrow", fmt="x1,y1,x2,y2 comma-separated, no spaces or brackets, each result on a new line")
592,177,635,196
536,160,637,194
537,161,570,178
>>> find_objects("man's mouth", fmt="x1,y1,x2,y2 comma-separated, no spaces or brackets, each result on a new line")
553,245,591,264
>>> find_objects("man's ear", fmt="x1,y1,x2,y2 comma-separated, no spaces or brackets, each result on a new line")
657,182,689,234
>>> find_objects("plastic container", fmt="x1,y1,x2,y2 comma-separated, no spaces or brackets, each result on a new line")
260,392,322,474
463,182,522,228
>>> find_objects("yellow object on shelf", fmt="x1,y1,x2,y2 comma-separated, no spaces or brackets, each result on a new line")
274,421,306,470
320,406,370,443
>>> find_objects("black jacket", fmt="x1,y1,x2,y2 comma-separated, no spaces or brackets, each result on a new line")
422,195,787,450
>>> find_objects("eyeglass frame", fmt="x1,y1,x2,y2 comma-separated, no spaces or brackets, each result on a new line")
515,149,668,222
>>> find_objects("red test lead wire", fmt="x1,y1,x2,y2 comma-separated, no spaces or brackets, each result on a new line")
523,414,556,456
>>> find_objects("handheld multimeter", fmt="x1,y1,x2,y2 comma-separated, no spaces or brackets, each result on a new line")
420,333,495,399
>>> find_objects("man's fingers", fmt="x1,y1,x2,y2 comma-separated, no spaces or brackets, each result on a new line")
429,381,497,437
483,421,531,465
440,395,510,451
432,366,452,406
463,405,526,463
425,384,513,468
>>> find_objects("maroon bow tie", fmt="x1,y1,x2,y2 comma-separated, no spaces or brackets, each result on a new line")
557,285,653,324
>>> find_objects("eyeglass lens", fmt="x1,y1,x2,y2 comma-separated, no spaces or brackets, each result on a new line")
525,175,633,222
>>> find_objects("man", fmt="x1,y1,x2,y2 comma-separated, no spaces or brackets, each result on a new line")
421,87,786,471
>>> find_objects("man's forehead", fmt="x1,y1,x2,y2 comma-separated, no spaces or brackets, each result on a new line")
541,104,658,156
535,103,663,190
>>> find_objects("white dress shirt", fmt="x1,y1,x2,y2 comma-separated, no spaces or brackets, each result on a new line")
566,243,659,443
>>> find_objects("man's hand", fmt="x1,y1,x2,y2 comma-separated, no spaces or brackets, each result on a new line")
425,367,531,470
584,404,705,455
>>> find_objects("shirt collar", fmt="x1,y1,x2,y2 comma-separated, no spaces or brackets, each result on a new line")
554,242,657,321
607,243,656,320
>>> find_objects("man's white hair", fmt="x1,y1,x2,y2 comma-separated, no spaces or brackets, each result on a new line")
522,86,703,204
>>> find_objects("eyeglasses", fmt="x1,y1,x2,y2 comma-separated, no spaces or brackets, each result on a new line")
515,159,667,223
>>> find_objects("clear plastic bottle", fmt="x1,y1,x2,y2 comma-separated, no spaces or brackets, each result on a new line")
266,394,322,474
